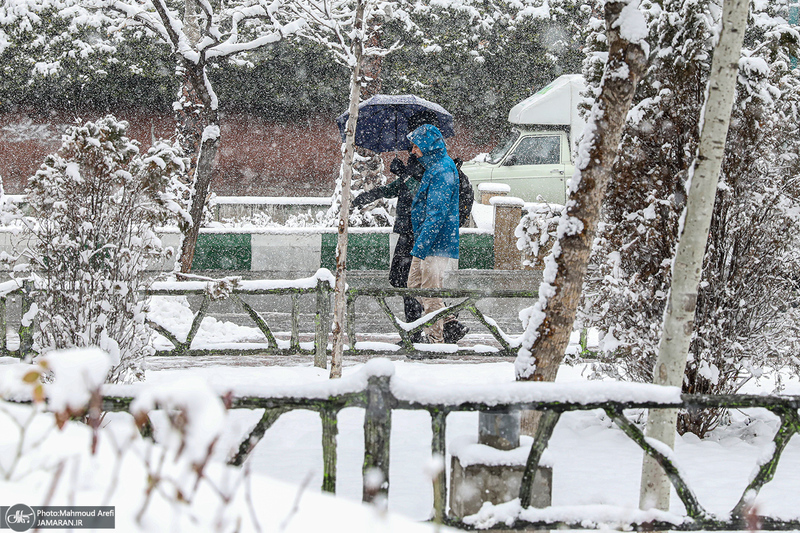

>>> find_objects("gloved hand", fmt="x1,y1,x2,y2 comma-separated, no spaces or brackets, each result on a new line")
352,194,367,209
405,154,425,179
390,157,406,176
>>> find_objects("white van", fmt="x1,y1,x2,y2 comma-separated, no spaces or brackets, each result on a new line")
461,75,587,204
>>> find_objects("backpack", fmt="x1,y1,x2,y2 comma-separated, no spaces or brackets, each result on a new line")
454,158,474,227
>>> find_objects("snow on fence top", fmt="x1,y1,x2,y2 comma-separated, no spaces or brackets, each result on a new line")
152,225,398,235
490,196,525,207
148,268,336,293
104,358,682,407
214,196,333,205
390,373,682,406
3,195,334,206
478,182,511,193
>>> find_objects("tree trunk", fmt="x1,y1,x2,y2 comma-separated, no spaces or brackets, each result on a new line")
353,32,387,217
639,0,751,511
329,0,366,379
515,0,648,433
179,124,220,273
340,31,389,228
150,0,219,275
171,56,220,274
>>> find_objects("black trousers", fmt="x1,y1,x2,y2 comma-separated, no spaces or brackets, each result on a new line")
389,233,424,323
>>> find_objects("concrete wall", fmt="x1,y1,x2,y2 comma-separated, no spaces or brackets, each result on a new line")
0,227,496,277
172,227,494,275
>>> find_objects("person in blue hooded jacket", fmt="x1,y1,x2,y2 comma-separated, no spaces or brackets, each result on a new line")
406,123,461,344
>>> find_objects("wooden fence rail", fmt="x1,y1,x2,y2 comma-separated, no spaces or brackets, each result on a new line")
1,274,536,362
98,361,800,531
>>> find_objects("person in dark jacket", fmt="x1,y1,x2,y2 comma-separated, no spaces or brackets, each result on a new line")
406,123,462,344
352,152,425,328
352,112,468,344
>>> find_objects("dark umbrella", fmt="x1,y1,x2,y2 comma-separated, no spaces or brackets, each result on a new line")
335,94,455,153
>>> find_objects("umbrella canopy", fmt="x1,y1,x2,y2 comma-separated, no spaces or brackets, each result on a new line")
335,94,455,153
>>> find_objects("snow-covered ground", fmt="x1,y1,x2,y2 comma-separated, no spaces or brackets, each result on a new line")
1,305,800,531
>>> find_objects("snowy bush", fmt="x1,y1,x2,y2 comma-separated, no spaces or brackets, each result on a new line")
515,203,561,270
21,115,175,383
0,349,260,532
325,150,393,228
679,58,800,435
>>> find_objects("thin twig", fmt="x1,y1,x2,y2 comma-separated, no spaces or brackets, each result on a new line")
279,471,313,532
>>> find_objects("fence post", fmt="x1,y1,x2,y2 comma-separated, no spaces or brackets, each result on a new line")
290,293,300,352
363,374,393,504
321,406,338,493
431,409,448,523
314,279,331,369
0,296,6,357
493,197,524,270
19,280,34,359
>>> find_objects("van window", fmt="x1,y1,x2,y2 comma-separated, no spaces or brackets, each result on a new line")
488,131,520,164
507,136,561,166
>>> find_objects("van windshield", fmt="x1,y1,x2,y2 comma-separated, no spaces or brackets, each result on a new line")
488,130,520,164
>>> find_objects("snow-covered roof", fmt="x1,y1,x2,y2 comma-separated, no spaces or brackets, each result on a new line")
508,75,586,128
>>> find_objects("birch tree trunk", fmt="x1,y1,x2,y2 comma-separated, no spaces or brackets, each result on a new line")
329,0,366,379
515,0,648,432
639,0,751,511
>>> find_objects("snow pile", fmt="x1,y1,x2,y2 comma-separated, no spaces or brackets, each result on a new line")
450,435,554,468
150,268,336,294
146,295,268,347
0,353,447,533
478,183,511,194
464,499,686,530
42,348,115,412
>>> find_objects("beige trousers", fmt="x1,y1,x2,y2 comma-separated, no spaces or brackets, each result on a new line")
407,255,450,343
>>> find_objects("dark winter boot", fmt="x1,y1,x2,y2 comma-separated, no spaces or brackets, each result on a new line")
404,296,424,324
443,321,469,344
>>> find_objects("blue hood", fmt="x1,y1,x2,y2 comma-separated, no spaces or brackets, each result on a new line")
408,124,447,166
407,124,460,260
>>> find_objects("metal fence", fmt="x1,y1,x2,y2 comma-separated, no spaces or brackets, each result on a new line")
97,362,800,531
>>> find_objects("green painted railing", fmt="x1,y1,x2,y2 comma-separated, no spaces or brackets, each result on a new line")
193,233,252,270
97,362,800,531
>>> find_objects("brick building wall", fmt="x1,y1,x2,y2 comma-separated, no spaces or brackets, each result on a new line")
0,109,495,197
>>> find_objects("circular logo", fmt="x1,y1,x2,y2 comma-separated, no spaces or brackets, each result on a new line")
4,504,35,532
